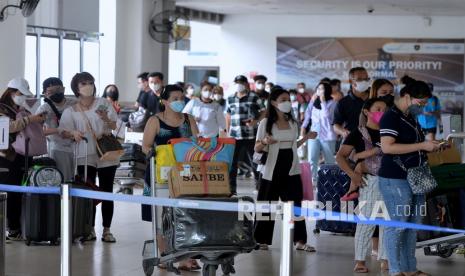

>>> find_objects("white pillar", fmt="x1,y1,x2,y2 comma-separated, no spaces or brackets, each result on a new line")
114,0,173,102
0,13,26,89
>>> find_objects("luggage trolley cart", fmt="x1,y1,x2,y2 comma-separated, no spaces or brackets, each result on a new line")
142,151,256,276
416,133,465,258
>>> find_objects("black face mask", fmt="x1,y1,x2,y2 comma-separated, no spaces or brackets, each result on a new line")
50,92,65,103
380,94,394,107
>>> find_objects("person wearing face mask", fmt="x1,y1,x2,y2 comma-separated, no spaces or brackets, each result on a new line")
226,75,265,194
35,77,76,182
253,75,269,105
369,79,395,107
142,84,200,271
135,72,150,109
378,79,440,276
185,84,196,102
146,72,164,117
0,78,46,241
330,78,344,101
60,72,119,243
183,83,226,137
289,89,303,124
333,67,370,140
102,84,121,114
301,82,337,183
254,86,317,252
296,82,312,121
212,85,226,112
336,98,389,273
265,82,274,94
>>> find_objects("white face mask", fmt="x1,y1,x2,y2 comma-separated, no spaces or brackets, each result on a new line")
255,83,264,90
354,81,370,93
149,83,161,92
79,85,94,97
186,88,194,96
265,86,271,93
316,88,325,96
201,90,212,99
12,95,26,106
213,94,223,101
290,95,297,102
277,101,292,113
235,83,246,93
298,88,305,94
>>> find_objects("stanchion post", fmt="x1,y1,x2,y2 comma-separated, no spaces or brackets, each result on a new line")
61,184,71,276
280,202,294,276
150,156,158,258
0,193,6,276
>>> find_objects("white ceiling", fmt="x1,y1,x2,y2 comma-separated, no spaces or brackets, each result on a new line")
176,0,465,16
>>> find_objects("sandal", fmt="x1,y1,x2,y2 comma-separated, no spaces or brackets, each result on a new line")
295,243,316,252
353,264,369,273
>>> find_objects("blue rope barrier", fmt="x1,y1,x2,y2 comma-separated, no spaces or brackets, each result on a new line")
1,184,464,234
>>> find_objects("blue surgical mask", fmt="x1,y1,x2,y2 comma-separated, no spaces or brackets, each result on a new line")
169,100,186,113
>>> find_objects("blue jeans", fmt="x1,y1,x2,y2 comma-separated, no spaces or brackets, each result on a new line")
307,139,336,182
379,177,425,275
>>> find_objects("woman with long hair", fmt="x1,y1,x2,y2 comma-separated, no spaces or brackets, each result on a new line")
369,79,395,107
0,78,45,240
254,86,317,252
301,82,338,183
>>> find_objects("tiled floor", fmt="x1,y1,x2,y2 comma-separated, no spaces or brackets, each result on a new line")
4,179,465,276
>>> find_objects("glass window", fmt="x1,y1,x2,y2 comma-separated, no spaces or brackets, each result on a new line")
62,39,80,95
25,35,37,95
39,37,59,93
83,41,100,94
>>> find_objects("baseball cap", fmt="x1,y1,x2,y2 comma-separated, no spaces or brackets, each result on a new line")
234,75,248,83
7,78,33,96
42,77,63,93
253,75,267,82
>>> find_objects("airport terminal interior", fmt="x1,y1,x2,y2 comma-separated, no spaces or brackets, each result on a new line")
1,0,465,275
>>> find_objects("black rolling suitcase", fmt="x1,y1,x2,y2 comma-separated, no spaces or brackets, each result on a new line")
315,164,357,234
22,143,64,245
162,196,256,255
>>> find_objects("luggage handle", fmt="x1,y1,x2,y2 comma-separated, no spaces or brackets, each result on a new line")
74,137,89,182
446,132,465,140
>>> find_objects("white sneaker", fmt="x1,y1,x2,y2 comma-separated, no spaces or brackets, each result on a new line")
102,231,116,243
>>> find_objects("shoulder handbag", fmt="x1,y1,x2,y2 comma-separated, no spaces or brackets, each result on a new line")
394,158,438,195
253,149,268,165
79,107,124,162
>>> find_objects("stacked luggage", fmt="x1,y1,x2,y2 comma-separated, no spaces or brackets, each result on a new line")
142,137,256,276
314,164,357,235
115,143,146,194
416,134,465,258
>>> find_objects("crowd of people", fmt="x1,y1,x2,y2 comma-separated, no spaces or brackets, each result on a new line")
0,65,444,276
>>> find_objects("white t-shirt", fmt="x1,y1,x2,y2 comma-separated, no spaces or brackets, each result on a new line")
36,97,77,153
60,97,119,168
183,99,226,138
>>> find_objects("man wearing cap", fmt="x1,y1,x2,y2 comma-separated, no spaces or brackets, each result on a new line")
253,74,270,105
35,77,76,181
226,75,265,194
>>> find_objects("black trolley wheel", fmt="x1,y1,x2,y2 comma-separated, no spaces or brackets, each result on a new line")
221,262,235,275
313,228,320,234
142,259,154,276
202,264,218,276
439,248,454,258
25,239,31,246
